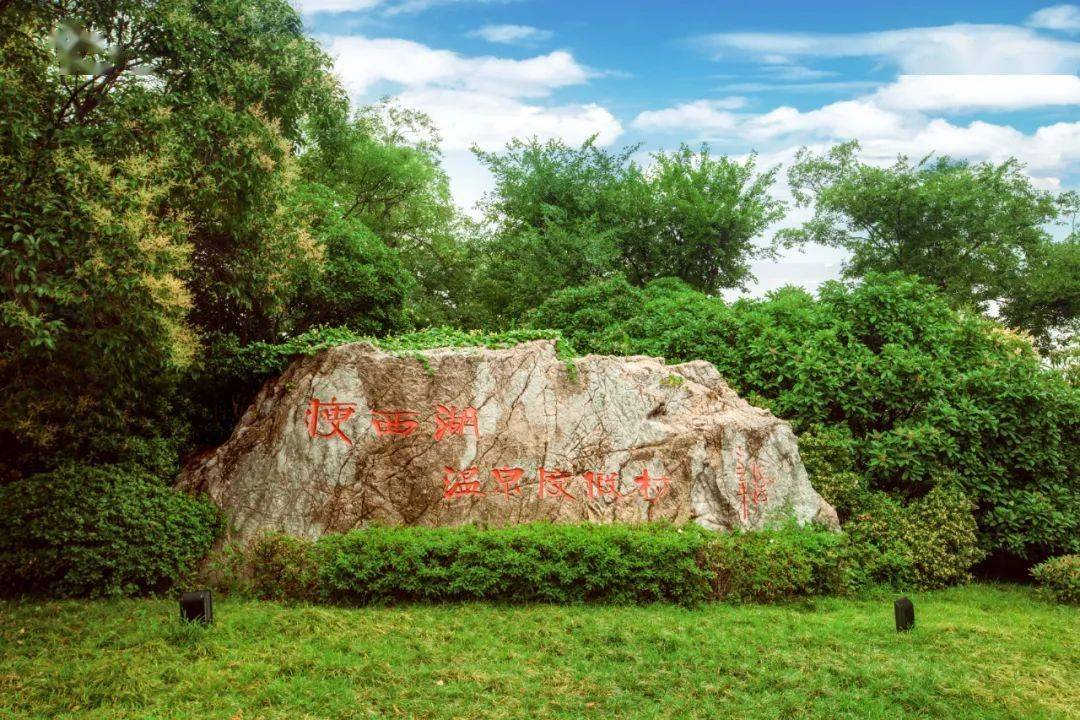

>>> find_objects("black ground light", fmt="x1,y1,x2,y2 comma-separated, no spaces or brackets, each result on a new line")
894,597,914,632
180,589,213,624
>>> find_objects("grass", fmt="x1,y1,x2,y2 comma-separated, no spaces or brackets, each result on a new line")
1,584,1077,719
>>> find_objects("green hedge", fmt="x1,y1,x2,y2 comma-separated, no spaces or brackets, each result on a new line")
292,523,709,605
0,464,222,597
233,522,871,606
704,527,854,603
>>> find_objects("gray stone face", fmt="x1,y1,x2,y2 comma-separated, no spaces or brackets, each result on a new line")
179,340,839,541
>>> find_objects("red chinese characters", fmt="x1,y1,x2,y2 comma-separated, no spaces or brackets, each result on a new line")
443,466,483,499
434,405,480,441
305,397,357,445
735,448,773,519
537,467,574,500
632,468,670,503
308,401,482,441
491,467,524,497
584,471,622,500
371,409,419,437
437,466,675,503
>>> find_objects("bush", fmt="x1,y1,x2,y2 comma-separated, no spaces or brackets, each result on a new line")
250,533,320,601
225,523,889,606
532,272,1080,566
0,464,222,597
839,484,984,590
1031,555,1080,604
796,424,865,521
703,525,854,602
316,523,712,605
903,484,985,588
522,275,644,353
840,492,918,589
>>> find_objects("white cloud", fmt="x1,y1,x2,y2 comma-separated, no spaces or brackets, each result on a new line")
632,93,1080,182
325,36,589,97
871,74,1080,112
292,0,382,14
696,24,1080,74
634,73,1080,152
321,34,622,162
383,0,519,16
396,88,622,151
1027,4,1080,32
291,0,519,16
632,98,745,131
743,100,909,140
744,114,1080,179
632,98,909,140
719,80,880,93
859,120,1080,172
470,24,552,45
760,65,835,81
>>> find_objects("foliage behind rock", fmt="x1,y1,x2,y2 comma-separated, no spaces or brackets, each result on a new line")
531,272,1079,566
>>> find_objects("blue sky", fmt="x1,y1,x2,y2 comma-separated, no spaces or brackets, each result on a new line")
296,0,1080,295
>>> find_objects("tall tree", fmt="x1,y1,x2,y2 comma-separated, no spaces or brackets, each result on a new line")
999,192,1079,352
630,146,785,293
0,0,419,473
471,137,784,325
780,142,1064,322
294,103,464,330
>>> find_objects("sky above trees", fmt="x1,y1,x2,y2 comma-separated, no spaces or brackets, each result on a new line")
296,0,1080,295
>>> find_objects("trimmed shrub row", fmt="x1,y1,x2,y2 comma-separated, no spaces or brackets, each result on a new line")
0,460,986,603
234,522,870,606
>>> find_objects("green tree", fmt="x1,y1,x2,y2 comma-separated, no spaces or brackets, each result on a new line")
0,1,428,473
294,103,464,330
1,1,222,471
471,137,784,325
470,138,631,326
781,142,1061,317
999,192,1080,352
287,185,411,334
626,146,784,293
5,0,347,344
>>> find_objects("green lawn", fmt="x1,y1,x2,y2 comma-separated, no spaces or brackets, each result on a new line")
1,584,1076,719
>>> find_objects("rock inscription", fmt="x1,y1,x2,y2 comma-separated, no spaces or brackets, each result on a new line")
179,340,838,541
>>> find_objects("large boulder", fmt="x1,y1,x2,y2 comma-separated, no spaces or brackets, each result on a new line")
180,340,838,541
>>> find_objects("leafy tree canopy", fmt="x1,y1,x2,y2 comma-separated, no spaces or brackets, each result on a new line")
470,137,785,325
0,0,454,473
780,142,1069,337
998,193,1079,352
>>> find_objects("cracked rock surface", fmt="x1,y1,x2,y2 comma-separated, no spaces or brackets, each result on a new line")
179,340,838,541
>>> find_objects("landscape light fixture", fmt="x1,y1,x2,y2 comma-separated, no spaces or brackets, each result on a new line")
179,589,213,625
894,597,914,632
